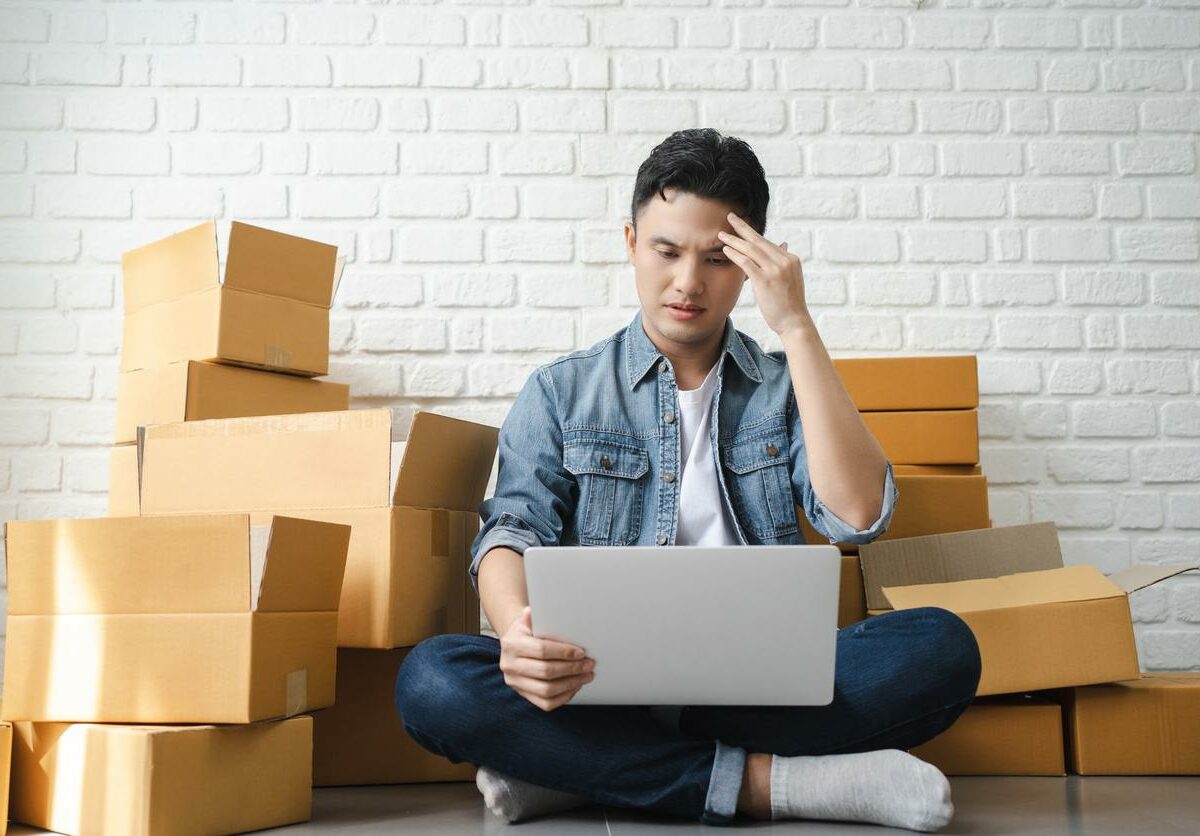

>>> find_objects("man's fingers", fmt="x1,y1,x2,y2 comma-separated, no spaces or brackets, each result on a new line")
505,671,592,700
509,655,593,681
515,635,588,661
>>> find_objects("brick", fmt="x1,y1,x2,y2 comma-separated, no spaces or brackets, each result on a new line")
1168,494,1200,529
1163,402,1200,438
818,229,899,263
1104,58,1186,92
422,52,482,88
1135,537,1200,567
863,185,918,219
1029,491,1114,528
156,52,240,86
1008,98,1051,134
851,271,935,306
1029,141,1109,175
174,139,260,175
1048,448,1129,483
775,185,856,220
978,358,1042,395
996,16,1079,48
1099,184,1143,219
12,454,62,491
1048,358,1103,394
405,362,466,397
35,52,122,86
980,447,1044,485
0,227,80,263
336,54,420,88
495,140,573,175
293,9,375,45
1137,447,1200,484
433,97,517,132
67,95,155,131
782,58,865,90
245,55,332,87
600,14,676,48
811,313,903,350
450,316,484,352
314,141,398,176
906,229,988,263
927,183,1006,219
521,272,607,308
1142,97,1200,132
384,181,467,219
204,97,288,132
0,94,62,130
909,16,990,49
402,138,487,175
612,98,696,134
0,7,49,42
1108,359,1192,394
487,315,576,351
996,314,1083,349
870,58,951,91
399,225,483,263
297,97,379,131
1012,184,1094,218
942,141,1023,176
386,99,429,132
1117,227,1200,262
488,226,573,263
919,99,1001,132
822,15,903,48
1029,227,1111,262
26,136,75,175
809,142,889,176
138,183,223,219
200,8,285,44
1074,401,1157,437
1118,14,1200,48
473,184,518,219
40,181,132,219
1116,492,1165,530
973,271,1056,306
0,362,92,398
524,184,606,220
957,57,1038,90
429,273,516,308
381,10,465,45
1152,271,1200,306
832,99,913,134
484,55,569,90
112,10,194,44
1061,539,1131,576
667,57,751,90
1124,313,1200,349
524,96,605,133
735,15,816,49
358,316,447,352
501,12,588,47
1149,185,1200,219
227,182,288,218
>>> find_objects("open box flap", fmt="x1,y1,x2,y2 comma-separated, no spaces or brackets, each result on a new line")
224,221,340,308
1108,564,1196,595
883,564,1125,613
5,515,253,615
254,516,351,613
122,221,220,312
391,411,499,511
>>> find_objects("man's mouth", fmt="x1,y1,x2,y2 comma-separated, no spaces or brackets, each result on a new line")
666,303,704,312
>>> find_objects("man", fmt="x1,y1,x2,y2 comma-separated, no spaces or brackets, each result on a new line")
394,129,981,831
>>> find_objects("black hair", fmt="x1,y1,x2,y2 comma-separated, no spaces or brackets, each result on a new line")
629,128,770,236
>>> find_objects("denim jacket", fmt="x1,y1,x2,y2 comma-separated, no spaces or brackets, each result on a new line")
468,309,899,593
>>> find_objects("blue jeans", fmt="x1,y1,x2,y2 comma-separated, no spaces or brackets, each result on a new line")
393,607,981,826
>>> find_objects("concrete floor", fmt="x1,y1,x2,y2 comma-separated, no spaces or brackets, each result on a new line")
10,777,1200,834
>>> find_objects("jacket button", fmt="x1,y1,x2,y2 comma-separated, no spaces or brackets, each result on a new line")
600,455,612,469
656,534,667,545
766,443,779,457
663,472,675,483
658,361,668,374
664,411,675,424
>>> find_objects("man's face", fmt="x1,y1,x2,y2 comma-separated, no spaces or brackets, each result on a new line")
623,187,747,354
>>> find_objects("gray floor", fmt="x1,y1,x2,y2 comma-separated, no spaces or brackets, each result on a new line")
10,777,1200,834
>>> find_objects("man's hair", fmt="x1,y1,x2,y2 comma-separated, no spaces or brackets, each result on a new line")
629,128,770,236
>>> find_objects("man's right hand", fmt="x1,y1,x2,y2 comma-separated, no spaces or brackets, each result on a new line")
499,605,595,712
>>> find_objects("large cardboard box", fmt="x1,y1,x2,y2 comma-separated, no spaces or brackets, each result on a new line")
136,408,499,649
10,716,312,836
121,220,343,377
0,721,9,836
861,409,978,465
115,359,350,444
837,556,867,628
910,697,1065,776
1,514,350,723
1062,673,1200,775
833,355,978,411
878,524,1194,696
314,648,477,786
107,443,139,516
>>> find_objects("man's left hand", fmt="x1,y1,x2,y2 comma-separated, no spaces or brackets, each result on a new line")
719,211,813,337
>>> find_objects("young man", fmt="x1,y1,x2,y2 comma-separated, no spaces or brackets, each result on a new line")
394,129,981,831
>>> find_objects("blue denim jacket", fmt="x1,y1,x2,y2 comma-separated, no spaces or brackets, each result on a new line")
468,309,899,593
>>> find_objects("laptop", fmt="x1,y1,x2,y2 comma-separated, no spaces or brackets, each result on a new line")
523,544,841,706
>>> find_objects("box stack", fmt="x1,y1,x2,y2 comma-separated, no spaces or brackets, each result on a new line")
108,220,351,517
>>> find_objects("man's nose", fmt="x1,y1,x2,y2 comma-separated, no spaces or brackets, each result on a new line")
672,257,704,294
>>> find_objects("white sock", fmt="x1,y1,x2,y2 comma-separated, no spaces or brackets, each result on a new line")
475,765,592,822
769,749,953,832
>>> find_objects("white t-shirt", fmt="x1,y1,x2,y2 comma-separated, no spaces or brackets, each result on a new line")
674,362,740,547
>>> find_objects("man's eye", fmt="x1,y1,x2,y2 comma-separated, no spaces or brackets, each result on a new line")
656,250,676,259
656,250,730,265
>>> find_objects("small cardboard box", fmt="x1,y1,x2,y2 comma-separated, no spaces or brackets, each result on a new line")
833,355,978,411
910,697,1065,776
121,220,344,377
10,716,312,836
0,721,10,836
878,524,1194,696
314,648,476,786
861,409,979,465
2,513,350,723
115,359,350,444
136,408,499,649
1062,673,1200,775
107,443,139,516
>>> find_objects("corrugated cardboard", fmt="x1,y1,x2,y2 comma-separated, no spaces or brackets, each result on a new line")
2,513,350,723
883,544,1194,696
838,556,867,628
1062,673,1200,775
314,648,476,786
10,716,311,836
137,408,498,648
108,443,139,516
799,473,991,553
115,359,349,444
833,355,978,411
0,721,9,836
861,409,979,465
121,220,344,377
911,697,1065,776
859,522,1063,611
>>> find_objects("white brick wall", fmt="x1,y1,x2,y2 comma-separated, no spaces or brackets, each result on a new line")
0,1,1197,670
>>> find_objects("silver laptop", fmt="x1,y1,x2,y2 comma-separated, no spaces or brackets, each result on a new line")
523,544,841,706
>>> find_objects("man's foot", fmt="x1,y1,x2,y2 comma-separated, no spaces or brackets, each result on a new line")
475,765,592,823
769,749,953,832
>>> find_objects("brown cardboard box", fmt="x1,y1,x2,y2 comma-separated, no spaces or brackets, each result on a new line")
136,408,499,649
107,443,139,516
121,220,343,377
879,525,1194,696
833,355,978,411
115,359,349,444
314,648,476,786
799,473,991,553
10,716,311,836
838,556,867,628
893,464,981,476
1062,673,1200,775
861,409,979,465
1,514,350,723
0,721,10,836
911,697,1065,776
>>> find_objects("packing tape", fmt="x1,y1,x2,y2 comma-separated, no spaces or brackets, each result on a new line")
286,669,307,717
264,344,293,370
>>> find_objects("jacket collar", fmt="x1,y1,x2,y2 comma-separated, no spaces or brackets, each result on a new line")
624,308,763,391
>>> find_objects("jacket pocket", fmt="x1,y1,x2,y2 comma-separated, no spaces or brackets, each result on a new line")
722,431,797,539
563,438,649,546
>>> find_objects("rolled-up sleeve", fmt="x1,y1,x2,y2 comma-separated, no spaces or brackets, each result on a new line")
468,365,574,594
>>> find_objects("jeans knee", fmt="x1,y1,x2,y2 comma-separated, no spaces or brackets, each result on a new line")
915,607,981,702
394,634,475,734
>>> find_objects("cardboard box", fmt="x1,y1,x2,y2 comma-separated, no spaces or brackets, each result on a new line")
799,473,991,553
2,513,350,723
893,464,981,476
314,648,477,786
838,556,867,628
0,721,10,836
861,409,979,465
108,443,139,516
115,359,349,444
136,408,499,649
121,220,343,377
910,697,1065,776
833,355,978,411
879,524,1194,696
10,716,311,836
1062,673,1200,775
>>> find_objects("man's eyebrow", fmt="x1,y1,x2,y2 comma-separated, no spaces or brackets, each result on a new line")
649,235,726,254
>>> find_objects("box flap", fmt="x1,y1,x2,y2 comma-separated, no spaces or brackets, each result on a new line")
254,516,351,613
1108,564,1196,594
122,221,220,312
883,565,1124,613
331,254,347,303
859,522,1063,610
391,412,499,511
224,221,339,307
5,514,253,614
